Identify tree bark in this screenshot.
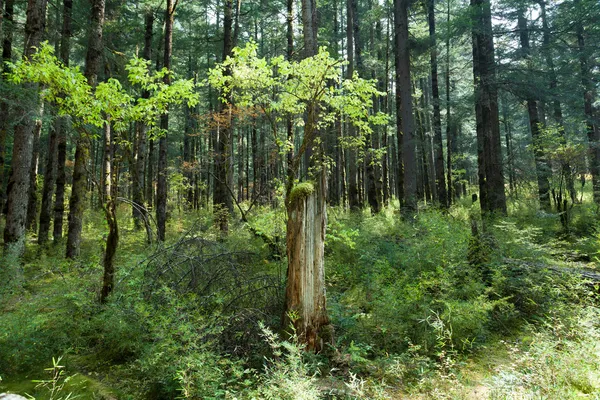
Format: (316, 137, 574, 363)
(470, 0, 506, 215)
(575, 0, 600, 205)
(517, 7, 551, 210)
(66, 0, 104, 258)
(346, 0, 360, 211)
(428, 0, 447, 208)
(0, 0, 13, 215)
(157, 0, 174, 242)
(213, 0, 234, 233)
(284, 0, 331, 351)
(3, 0, 46, 255)
(395, 0, 417, 212)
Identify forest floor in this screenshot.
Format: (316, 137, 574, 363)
(1, 196, 600, 399)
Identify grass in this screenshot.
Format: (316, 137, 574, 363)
(1, 188, 599, 399)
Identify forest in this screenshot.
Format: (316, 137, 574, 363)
(0, 0, 599, 397)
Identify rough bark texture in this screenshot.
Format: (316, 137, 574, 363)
(53, 0, 71, 241)
(132, 11, 152, 232)
(38, 120, 58, 244)
(445, 0, 452, 204)
(346, 0, 360, 211)
(517, 8, 551, 210)
(284, 0, 331, 351)
(157, 0, 174, 242)
(395, 0, 417, 212)
(26, 108, 42, 232)
(285, 176, 330, 351)
(3, 0, 46, 255)
(428, 0, 447, 208)
(0, 0, 13, 215)
(575, 0, 600, 205)
(66, 0, 104, 258)
(213, 0, 234, 233)
(470, 0, 506, 215)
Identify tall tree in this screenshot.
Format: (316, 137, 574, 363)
(213, 0, 234, 233)
(395, 0, 417, 212)
(574, 0, 600, 204)
(0, 0, 13, 215)
(516, 6, 551, 210)
(52, 0, 72, 242)
(3, 0, 47, 255)
(157, 0, 174, 242)
(66, 0, 105, 258)
(470, 0, 506, 215)
(132, 11, 153, 234)
(346, 0, 360, 211)
(427, 0, 447, 208)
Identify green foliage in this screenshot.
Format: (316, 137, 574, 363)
(7, 43, 199, 137)
(289, 182, 315, 205)
(250, 323, 321, 400)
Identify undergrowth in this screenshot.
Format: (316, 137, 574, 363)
(0, 195, 598, 399)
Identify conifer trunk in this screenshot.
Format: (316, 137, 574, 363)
(3, 0, 46, 255)
(0, 0, 13, 215)
(157, 0, 174, 242)
(66, 0, 104, 258)
(395, 0, 417, 212)
(470, 0, 506, 215)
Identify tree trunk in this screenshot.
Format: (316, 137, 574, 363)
(346, 0, 360, 211)
(157, 0, 174, 242)
(428, 0, 447, 208)
(3, 0, 46, 256)
(0, 0, 13, 215)
(132, 13, 151, 232)
(66, 0, 104, 258)
(395, 0, 417, 212)
(213, 0, 234, 233)
(575, 0, 600, 205)
(470, 0, 506, 215)
(517, 7, 551, 210)
(283, 0, 331, 351)
(38, 117, 58, 244)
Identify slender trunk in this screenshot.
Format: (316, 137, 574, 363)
(53, 0, 70, 241)
(428, 0, 447, 208)
(213, 0, 234, 233)
(575, 0, 600, 204)
(0, 0, 14, 214)
(517, 7, 551, 210)
(395, 0, 417, 212)
(38, 121, 58, 244)
(66, 0, 104, 258)
(445, 0, 452, 204)
(157, 0, 174, 242)
(3, 0, 46, 255)
(346, 0, 359, 211)
(471, 0, 506, 215)
(132, 13, 152, 232)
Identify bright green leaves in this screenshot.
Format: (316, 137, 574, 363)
(6, 42, 199, 137)
(207, 41, 389, 139)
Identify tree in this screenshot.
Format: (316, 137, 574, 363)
(516, 5, 551, 210)
(3, 0, 46, 256)
(394, 0, 417, 212)
(427, 0, 448, 208)
(157, 0, 175, 242)
(9, 43, 198, 300)
(208, 42, 386, 350)
(66, 0, 105, 258)
(470, 0, 506, 215)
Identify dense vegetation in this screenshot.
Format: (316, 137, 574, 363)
(0, 0, 599, 397)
